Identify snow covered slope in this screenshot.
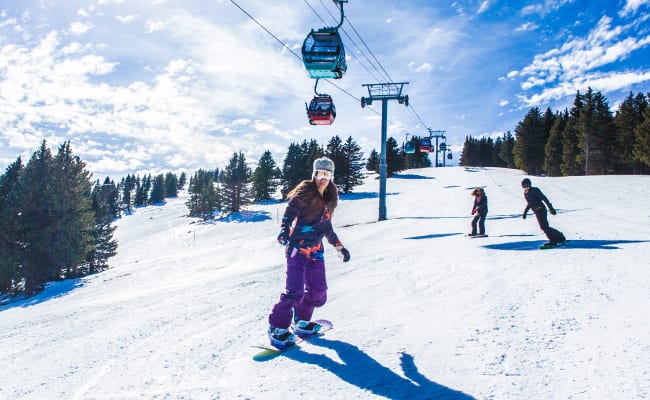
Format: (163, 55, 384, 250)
(1, 167, 649, 399)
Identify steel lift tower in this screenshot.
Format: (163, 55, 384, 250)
(361, 82, 409, 221)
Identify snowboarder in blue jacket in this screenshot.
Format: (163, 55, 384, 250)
(521, 178, 566, 246)
(268, 157, 350, 349)
(469, 187, 487, 236)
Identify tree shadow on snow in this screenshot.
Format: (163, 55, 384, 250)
(340, 192, 379, 201)
(484, 239, 650, 251)
(286, 337, 476, 399)
(0, 278, 84, 310)
(391, 173, 434, 180)
(218, 210, 272, 222)
(405, 232, 465, 240)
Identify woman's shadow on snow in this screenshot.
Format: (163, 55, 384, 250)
(286, 337, 475, 399)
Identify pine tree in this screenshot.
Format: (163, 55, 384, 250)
(385, 137, 403, 176)
(0, 157, 24, 293)
(252, 150, 279, 201)
(479, 137, 495, 166)
(121, 174, 135, 214)
(513, 107, 546, 174)
(221, 152, 252, 214)
(366, 149, 380, 172)
(615, 92, 648, 174)
(99, 177, 120, 219)
(634, 104, 650, 168)
(545, 111, 567, 176)
(133, 176, 145, 206)
(164, 172, 178, 198)
(18, 141, 57, 294)
(281, 142, 307, 198)
(186, 169, 219, 220)
(365, 139, 403, 176)
(578, 88, 615, 175)
(178, 172, 187, 190)
(325, 135, 345, 185)
(88, 181, 118, 273)
(301, 139, 323, 174)
(337, 136, 365, 193)
(561, 93, 584, 176)
(50, 142, 96, 279)
(149, 174, 166, 204)
(495, 132, 515, 168)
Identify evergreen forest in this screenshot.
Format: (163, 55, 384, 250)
(458, 89, 650, 175)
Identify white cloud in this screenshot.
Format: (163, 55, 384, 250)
(408, 61, 433, 73)
(69, 21, 94, 34)
(144, 19, 166, 33)
(0, 17, 17, 29)
(620, 0, 650, 16)
(522, 0, 575, 17)
(499, 100, 509, 106)
(477, 1, 490, 14)
(519, 70, 650, 106)
(516, 15, 650, 90)
(516, 22, 538, 32)
(116, 14, 139, 23)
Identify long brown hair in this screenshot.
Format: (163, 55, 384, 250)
(471, 187, 485, 196)
(288, 179, 338, 215)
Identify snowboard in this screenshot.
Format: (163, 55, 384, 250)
(466, 234, 488, 238)
(540, 240, 569, 250)
(252, 319, 333, 361)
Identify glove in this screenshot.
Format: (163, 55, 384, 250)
(336, 246, 351, 262)
(277, 232, 288, 246)
(549, 206, 556, 215)
(522, 212, 527, 220)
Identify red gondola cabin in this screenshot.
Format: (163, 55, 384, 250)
(307, 95, 336, 125)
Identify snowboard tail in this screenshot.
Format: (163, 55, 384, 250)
(253, 319, 332, 361)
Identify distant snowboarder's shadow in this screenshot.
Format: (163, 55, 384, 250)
(286, 337, 475, 399)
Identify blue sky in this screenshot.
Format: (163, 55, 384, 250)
(1, 0, 649, 180)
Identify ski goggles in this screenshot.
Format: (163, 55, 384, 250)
(313, 170, 333, 180)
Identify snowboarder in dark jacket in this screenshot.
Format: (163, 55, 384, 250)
(267, 157, 350, 349)
(469, 187, 487, 236)
(521, 178, 566, 246)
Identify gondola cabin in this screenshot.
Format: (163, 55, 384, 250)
(447, 152, 453, 160)
(404, 141, 416, 154)
(420, 137, 433, 152)
(302, 28, 347, 79)
(307, 95, 336, 125)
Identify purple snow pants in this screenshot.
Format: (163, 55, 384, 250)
(268, 254, 328, 329)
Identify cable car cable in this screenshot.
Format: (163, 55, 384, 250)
(344, 16, 394, 83)
(229, 0, 303, 62)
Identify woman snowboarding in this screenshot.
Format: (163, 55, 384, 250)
(469, 187, 488, 236)
(521, 178, 566, 248)
(268, 157, 350, 349)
